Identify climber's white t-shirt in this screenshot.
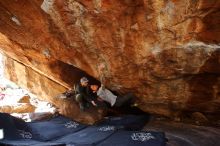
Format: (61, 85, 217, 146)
(97, 85, 117, 106)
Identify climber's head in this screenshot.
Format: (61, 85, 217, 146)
(90, 85, 99, 92)
(80, 77, 89, 86)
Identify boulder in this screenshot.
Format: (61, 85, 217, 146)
(18, 95, 31, 104)
(191, 112, 209, 125)
(0, 103, 35, 113)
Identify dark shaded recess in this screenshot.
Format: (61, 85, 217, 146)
(49, 60, 100, 87)
(200, 49, 220, 73)
(186, 74, 219, 108)
(105, 104, 150, 119)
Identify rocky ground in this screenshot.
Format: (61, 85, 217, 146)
(144, 119, 220, 146)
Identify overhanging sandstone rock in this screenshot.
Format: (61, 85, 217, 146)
(0, 0, 219, 121)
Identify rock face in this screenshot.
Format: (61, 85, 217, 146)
(0, 0, 220, 119)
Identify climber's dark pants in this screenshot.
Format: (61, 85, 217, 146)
(75, 94, 88, 108)
(76, 94, 108, 110)
(96, 100, 109, 109)
(114, 93, 134, 107)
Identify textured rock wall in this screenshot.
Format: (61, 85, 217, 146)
(0, 0, 220, 118)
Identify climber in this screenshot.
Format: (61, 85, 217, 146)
(90, 84, 134, 108)
(75, 77, 97, 111)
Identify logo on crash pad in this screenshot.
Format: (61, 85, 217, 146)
(98, 126, 115, 132)
(64, 121, 79, 128)
(131, 132, 155, 142)
(18, 130, 32, 139)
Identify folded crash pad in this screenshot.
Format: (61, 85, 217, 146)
(0, 113, 31, 140)
(0, 113, 64, 145)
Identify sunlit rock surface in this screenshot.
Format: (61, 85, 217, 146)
(0, 0, 219, 120)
